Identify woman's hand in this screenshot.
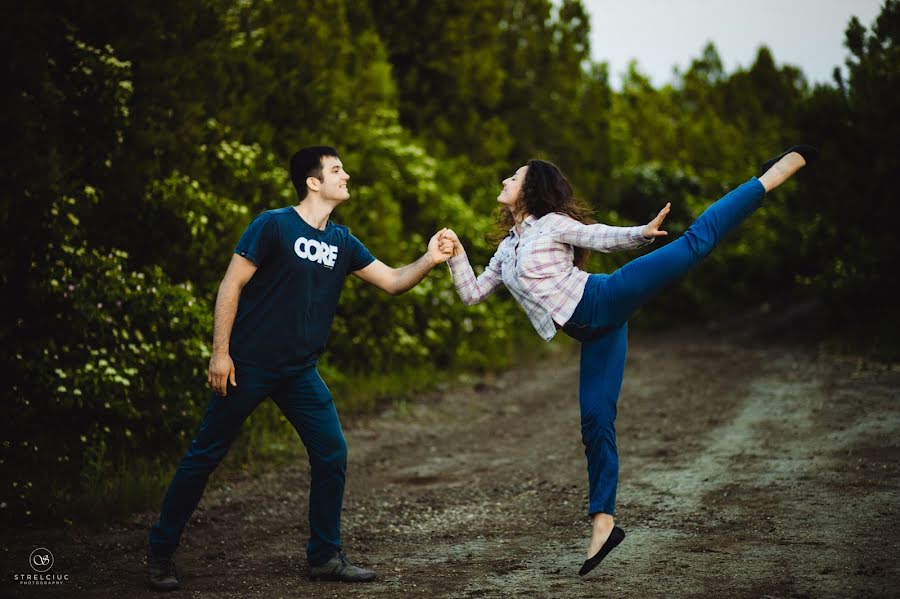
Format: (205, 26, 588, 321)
(439, 229, 465, 257)
(427, 228, 455, 264)
(643, 203, 671, 239)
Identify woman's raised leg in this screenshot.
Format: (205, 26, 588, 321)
(597, 151, 811, 327)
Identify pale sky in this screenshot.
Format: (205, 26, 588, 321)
(581, 0, 884, 88)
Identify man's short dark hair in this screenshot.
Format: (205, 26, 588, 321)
(290, 146, 340, 200)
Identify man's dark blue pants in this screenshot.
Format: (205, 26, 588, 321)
(149, 360, 346, 566)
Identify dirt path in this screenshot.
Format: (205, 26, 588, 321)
(3, 330, 899, 598)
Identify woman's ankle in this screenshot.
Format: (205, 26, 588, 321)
(759, 152, 806, 192)
(591, 513, 615, 529)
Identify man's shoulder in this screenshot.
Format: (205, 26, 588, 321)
(326, 219, 349, 233)
(248, 206, 293, 226)
(326, 221, 362, 243)
(263, 206, 296, 219)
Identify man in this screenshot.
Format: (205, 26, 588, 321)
(147, 146, 454, 590)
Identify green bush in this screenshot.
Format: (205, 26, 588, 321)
(5, 236, 210, 523)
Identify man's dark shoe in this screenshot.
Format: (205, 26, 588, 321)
(309, 551, 376, 582)
(147, 549, 179, 592)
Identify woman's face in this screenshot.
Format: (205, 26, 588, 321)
(497, 165, 527, 210)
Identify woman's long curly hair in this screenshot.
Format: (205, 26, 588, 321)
(496, 159, 595, 268)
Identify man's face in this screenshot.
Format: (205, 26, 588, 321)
(316, 156, 350, 202)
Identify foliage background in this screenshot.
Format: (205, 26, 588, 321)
(3, 0, 897, 526)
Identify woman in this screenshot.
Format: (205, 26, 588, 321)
(440, 147, 816, 576)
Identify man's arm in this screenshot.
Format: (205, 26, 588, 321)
(352, 229, 453, 295)
(207, 254, 257, 396)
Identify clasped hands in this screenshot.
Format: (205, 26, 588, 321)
(427, 228, 464, 265)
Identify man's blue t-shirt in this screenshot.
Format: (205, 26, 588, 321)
(230, 207, 375, 368)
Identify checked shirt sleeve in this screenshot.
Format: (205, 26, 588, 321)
(549, 214, 653, 253)
(447, 248, 504, 306)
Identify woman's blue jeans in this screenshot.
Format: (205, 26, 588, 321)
(562, 178, 766, 515)
(148, 360, 347, 566)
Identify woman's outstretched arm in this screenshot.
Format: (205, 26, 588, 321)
(549, 203, 670, 252)
(441, 229, 504, 305)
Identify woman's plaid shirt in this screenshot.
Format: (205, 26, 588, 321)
(447, 213, 652, 341)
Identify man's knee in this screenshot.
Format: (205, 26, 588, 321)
(182, 432, 236, 469)
(310, 434, 348, 473)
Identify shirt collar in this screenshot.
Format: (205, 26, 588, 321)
(509, 214, 538, 236)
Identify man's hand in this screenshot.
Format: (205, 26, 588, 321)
(439, 229, 465, 257)
(428, 228, 455, 264)
(643, 203, 671, 239)
(208, 353, 236, 397)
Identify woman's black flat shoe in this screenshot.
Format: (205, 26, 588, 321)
(578, 525, 625, 576)
(759, 145, 819, 175)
